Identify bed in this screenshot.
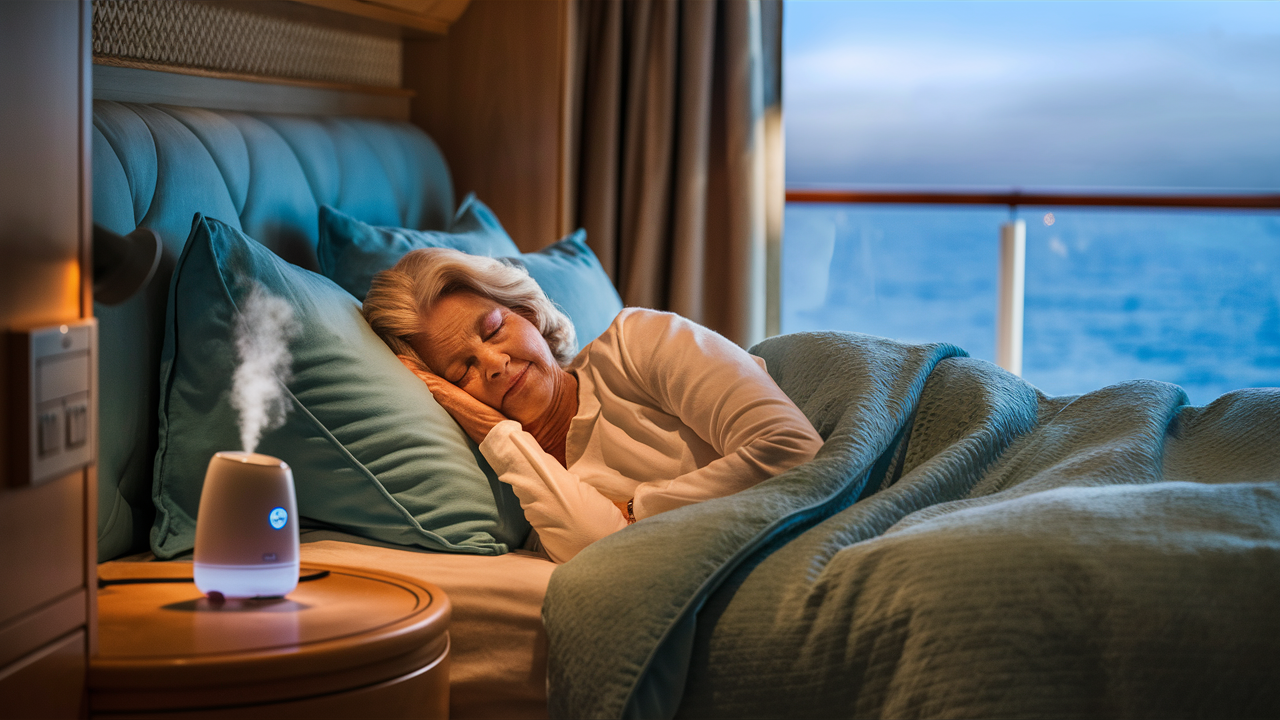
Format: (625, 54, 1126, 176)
(92, 100, 559, 720)
(93, 100, 1280, 720)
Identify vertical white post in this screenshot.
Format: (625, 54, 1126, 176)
(996, 219, 1026, 376)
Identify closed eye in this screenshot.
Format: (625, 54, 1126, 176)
(450, 363, 472, 385)
(482, 309, 505, 341)
(451, 308, 503, 384)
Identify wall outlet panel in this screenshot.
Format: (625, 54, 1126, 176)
(7, 319, 96, 487)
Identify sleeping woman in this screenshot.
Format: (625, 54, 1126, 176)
(363, 248, 823, 563)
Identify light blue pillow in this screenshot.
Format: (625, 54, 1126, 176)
(151, 214, 529, 559)
(505, 229, 622, 348)
(318, 193, 521, 301)
(318, 196, 624, 348)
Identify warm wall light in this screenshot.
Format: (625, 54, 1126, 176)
(62, 259, 81, 316)
(93, 224, 162, 305)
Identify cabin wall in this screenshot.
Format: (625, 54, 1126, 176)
(405, 0, 571, 252)
(0, 1, 94, 715)
(0, 1, 563, 710)
(88, 0, 569, 253)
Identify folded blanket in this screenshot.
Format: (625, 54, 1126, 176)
(543, 332, 1280, 719)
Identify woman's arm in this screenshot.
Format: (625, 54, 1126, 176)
(480, 421, 631, 563)
(610, 309, 824, 519)
(401, 355, 629, 563)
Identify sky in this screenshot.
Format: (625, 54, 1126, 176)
(783, 1, 1280, 192)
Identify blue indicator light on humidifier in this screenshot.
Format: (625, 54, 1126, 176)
(269, 506, 288, 530)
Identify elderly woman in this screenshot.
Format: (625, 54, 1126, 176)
(363, 248, 823, 563)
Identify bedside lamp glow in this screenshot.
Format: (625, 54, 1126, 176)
(194, 452, 299, 598)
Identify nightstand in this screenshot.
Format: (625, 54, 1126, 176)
(90, 562, 450, 719)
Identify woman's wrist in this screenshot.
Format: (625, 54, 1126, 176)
(612, 498, 636, 524)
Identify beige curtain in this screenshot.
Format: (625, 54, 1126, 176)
(563, 0, 782, 348)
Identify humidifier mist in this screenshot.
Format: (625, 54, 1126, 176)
(231, 282, 300, 455)
(194, 451, 300, 599)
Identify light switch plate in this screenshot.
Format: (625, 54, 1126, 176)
(7, 319, 97, 487)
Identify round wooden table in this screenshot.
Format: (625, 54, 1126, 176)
(90, 561, 450, 719)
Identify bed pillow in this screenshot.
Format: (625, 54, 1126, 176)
(319, 199, 623, 348)
(317, 193, 521, 301)
(150, 213, 530, 559)
(505, 229, 622, 348)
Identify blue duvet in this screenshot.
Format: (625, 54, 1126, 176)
(543, 331, 1280, 719)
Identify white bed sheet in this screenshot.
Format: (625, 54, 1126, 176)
(297, 536, 556, 720)
(101, 532, 555, 718)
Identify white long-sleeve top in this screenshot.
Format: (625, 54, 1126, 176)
(478, 308, 824, 563)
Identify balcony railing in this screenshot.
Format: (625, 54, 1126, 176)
(784, 189, 1280, 377)
(786, 189, 1280, 210)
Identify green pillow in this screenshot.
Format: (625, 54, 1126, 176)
(151, 214, 530, 559)
(318, 193, 521, 301)
(318, 197, 624, 347)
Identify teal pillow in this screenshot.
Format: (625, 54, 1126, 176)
(151, 214, 529, 559)
(318, 193, 521, 301)
(506, 229, 622, 348)
(318, 197, 624, 348)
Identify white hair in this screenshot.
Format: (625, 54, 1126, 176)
(363, 247, 577, 370)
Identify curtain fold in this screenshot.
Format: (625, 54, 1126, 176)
(567, 0, 778, 348)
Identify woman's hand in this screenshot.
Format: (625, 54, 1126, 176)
(612, 499, 634, 524)
(399, 355, 509, 444)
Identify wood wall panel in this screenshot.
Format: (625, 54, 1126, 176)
(0, 0, 92, 709)
(0, 589, 87, 671)
(405, 0, 567, 252)
(0, 471, 88, 629)
(0, 630, 88, 719)
(0, 0, 87, 480)
(93, 64, 413, 120)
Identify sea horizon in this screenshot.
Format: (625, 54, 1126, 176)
(783, 203, 1280, 406)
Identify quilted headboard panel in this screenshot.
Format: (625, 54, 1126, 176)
(92, 101, 454, 560)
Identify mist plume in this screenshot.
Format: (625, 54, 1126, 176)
(231, 283, 301, 454)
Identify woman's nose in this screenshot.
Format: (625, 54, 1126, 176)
(479, 347, 508, 380)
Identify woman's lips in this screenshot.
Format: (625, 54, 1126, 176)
(502, 363, 530, 406)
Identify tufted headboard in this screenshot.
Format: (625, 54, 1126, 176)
(92, 101, 455, 560)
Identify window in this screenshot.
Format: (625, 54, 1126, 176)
(783, 1, 1280, 404)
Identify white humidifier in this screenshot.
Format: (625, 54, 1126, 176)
(193, 452, 299, 598)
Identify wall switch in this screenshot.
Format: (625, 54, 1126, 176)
(66, 402, 88, 449)
(39, 411, 61, 456)
(7, 319, 97, 487)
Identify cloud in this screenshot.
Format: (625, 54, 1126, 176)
(784, 16, 1280, 190)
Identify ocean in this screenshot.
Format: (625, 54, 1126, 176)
(782, 203, 1280, 406)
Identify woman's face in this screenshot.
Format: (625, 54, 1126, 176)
(410, 291, 560, 426)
